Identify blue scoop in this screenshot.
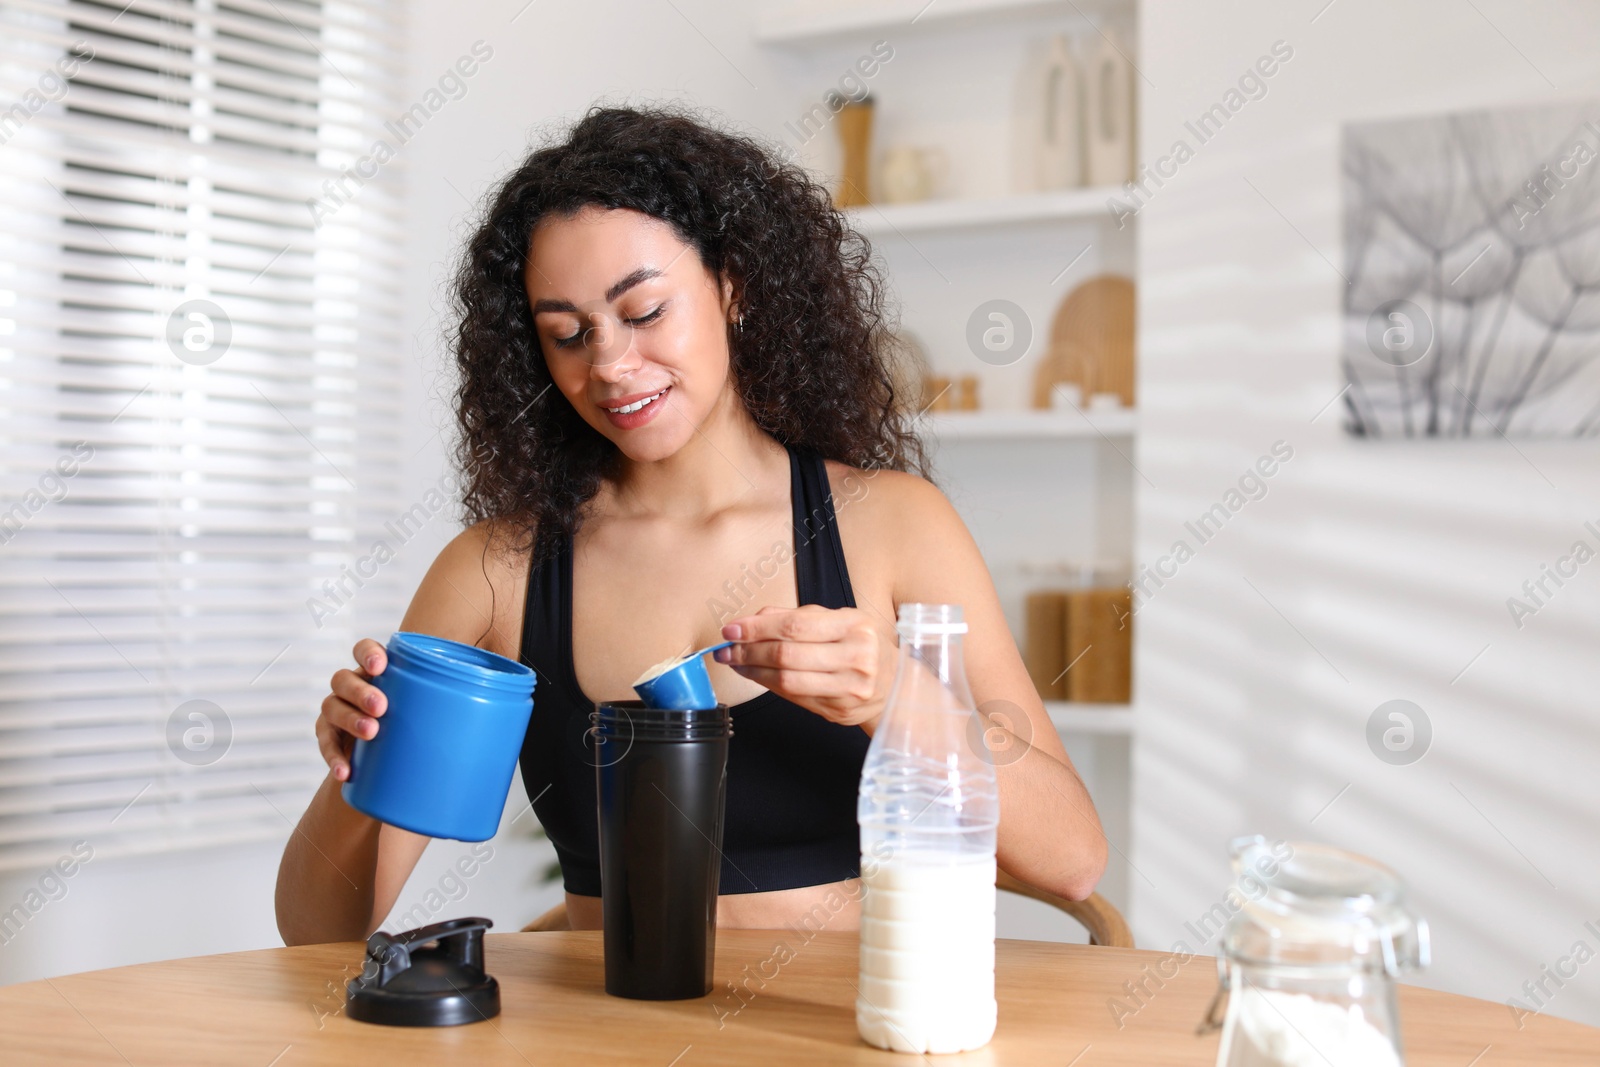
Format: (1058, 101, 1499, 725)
(632, 640, 735, 709)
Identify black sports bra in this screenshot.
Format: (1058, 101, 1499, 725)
(516, 443, 871, 896)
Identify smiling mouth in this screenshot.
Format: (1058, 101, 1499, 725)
(602, 388, 668, 415)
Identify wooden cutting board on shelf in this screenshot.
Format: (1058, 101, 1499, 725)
(1032, 274, 1135, 408)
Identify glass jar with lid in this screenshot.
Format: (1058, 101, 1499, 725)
(1198, 836, 1430, 1067)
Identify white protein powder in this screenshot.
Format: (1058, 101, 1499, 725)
(1220, 987, 1401, 1067)
(634, 653, 690, 685)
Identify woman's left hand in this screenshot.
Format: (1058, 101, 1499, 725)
(714, 605, 891, 730)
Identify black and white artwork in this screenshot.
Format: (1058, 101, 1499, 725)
(1341, 99, 1600, 437)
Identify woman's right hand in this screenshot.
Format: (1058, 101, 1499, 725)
(317, 638, 389, 781)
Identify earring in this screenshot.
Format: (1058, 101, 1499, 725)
(735, 311, 745, 333)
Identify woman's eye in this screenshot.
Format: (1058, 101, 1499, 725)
(550, 307, 661, 349)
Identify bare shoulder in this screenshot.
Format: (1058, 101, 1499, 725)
(823, 461, 1011, 657)
(822, 460, 977, 595)
(823, 460, 963, 536)
(433, 518, 532, 584)
(403, 518, 532, 661)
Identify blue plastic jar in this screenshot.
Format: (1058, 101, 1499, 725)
(341, 631, 536, 842)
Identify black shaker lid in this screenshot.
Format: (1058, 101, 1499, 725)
(592, 700, 732, 740)
(345, 916, 500, 1027)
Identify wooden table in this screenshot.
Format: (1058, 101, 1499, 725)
(2, 930, 1596, 1065)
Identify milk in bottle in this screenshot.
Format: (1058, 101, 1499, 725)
(856, 603, 1000, 1054)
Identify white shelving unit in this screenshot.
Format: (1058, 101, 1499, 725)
(757, 0, 1124, 45)
(921, 408, 1136, 439)
(757, 0, 1139, 927)
(843, 186, 1126, 235)
(1046, 702, 1137, 735)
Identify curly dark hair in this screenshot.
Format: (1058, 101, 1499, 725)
(449, 103, 929, 564)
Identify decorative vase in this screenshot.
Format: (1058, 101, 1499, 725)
(1084, 27, 1134, 187)
(835, 97, 874, 208)
(880, 145, 948, 204)
(1036, 34, 1084, 190)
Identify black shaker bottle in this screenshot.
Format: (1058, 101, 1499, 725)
(592, 699, 732, 999)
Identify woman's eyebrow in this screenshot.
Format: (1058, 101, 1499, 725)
(529, 266, 664, 314)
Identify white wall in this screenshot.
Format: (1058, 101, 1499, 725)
(1133, 0, 1600, 1029)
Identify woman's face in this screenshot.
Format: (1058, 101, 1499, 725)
(525, 206, 737, 462)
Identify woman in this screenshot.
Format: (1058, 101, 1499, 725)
(274, 105, 1106, 944)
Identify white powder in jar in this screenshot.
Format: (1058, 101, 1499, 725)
(1220, 987, 1401, 1067)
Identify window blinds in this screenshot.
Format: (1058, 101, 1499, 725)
(0, 0, 408, 870)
